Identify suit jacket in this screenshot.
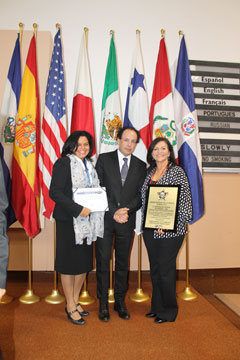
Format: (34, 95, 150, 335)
(49, 156, 83, 221)
(0, 161, 9, 289)
(95, 150, 147, 224)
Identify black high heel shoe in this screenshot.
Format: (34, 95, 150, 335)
(145, 312, 156, 318)
(76, 303, 89, 316)
(65, 307, 86, 325)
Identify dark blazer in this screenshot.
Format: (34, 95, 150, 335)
(96, 150, 147, 223)
(0, 161, 9, 289)
(49, 156, 83, 221)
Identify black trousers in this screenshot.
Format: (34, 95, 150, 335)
(95, 214, 134, 304)
(143, 230, 184, 321)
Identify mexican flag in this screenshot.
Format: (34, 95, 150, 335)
(99, 34, 122, 154)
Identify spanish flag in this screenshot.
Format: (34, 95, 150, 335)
(12, 35, 40, 238)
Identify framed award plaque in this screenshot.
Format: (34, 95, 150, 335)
(144, 185, 180, 231)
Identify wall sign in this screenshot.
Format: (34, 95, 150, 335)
(189, 60, 240, 172)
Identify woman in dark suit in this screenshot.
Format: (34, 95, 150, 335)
(142, 137, 192, 324)
(50, 131, 104, 325)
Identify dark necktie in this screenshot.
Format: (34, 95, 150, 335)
(121, 157, 128, 185)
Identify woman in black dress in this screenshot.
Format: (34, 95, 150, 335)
(50, 131, 104, 325)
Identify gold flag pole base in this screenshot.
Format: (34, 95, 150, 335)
(129, 287, 150, 303)
(129, 234, 150, 303)
(108, 288, 115, 303)
(19, 289, 40, 304)
(178, 286, 197, 301)
(78, 290, 95, 305)
(0, 293, 14, 304)
(45, 289, 65, 304)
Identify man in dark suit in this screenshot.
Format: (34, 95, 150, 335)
(95, 126, 147, 321)
(0, 160, 9, 302)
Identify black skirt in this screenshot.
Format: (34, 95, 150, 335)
(55, 219, 93, 275)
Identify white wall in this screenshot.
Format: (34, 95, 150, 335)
(1, 0, 239, 151)
(1, 0, 240, 270)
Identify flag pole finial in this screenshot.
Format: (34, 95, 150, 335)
(84, 27, 88, 47)
(136, 29, 140, 34)
(161, 29, 165, 37)
(110, 29, 114, 35)
(56, 23, 61, 30)
(179, 30, 184, 36)
(19, 23, 23, 45)
(33, 23, 37, 38)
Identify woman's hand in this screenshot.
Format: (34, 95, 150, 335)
(154, 228, 164, 235)
(80, 207, 91, 217)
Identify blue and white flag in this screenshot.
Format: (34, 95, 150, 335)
(0, 33, 21, 226)
(124, 32, 150, 235)
(124, 31, 150, 163)
(174, 36, 204, 224)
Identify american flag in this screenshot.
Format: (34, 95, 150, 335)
(39, 28, 67, 219)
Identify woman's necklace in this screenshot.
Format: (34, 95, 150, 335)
(150, 164, 168, 184)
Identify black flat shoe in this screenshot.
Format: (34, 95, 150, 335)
(154, 317, 167, 324)
(114, 302, 130, 320)
(98, 309, 110, 322)
(76, 303, 89, 316)
(145, 312, 156, 318)
(98, 302, 110, 322)
(65, 307, 85, 325)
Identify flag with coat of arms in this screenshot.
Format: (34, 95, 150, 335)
(0, 34, 22, 226)
(124, 31, 150, 163)
(12, 35, 40, 238)
(99, 34, 122, 154)
(0, 33, 21, 226)
(149, 36, 178, 161)
(174, 35, 204, 223)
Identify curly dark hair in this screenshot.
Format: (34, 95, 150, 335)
(61, 131, 93, 160)
(147, 137, 176, 172)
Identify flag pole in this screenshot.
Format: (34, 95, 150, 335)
(45, 220, 65, 304)
(19, 237, 40, 304)
(84, 27, 88, 48)
(19, 22, 23, 45)
(78, 25, 95, 306)
(19, 23, 40, 304)
(128, 30, 149, 303)
(106, 28, 116, 304)
(44, 24, 65, 304)
(33, 23, 37, 38)
(175, 29, 197, 301)
(0, 23, 24, 305)
(130, 233, 150, 302)
(108, 246, 115, 303)
(178, 226, 197, 301)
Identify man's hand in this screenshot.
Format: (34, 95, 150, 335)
(0, 288, 6, 302)
(113, 208, 129, 224)
(80, 207, 91, 217)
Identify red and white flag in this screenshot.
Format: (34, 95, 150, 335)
(39, 28, 67, 219)
(71, 31, 96, 158)
(12, 35, 40, 237)
(149, 37, 178, 161)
